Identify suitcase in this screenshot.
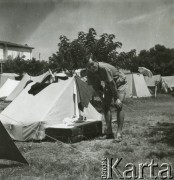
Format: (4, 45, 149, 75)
(45, 121, 102, 143)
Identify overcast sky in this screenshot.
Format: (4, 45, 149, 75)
(0, 0, 174, 60)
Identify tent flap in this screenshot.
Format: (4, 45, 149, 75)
(0, 121, 28, 164)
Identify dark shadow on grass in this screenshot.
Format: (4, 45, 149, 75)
(146, 151, 174, 159)
(145, 122, 174, 159)
(146, 122, 174, 147)
(0, 162, 23, 169)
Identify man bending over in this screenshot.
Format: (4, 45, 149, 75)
(86, 56, 127, 142)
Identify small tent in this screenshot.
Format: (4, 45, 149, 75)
(5, 71, 51, 102)
(161, 76, 174, 90)
(55, 72, 68, 81)
(126, 73, 152, 98)
(0, 76, 102, 141)
(0, 79, 19, 98)
(0, 73, 19, 88)
(0, 121, 28, 164)
(144, 75, 161, 95)
(144, 75, 161, 87)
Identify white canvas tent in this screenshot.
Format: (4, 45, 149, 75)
(161, 76, 174, 90)
(0, 79, 19, 98)
(126, 73, 152, 98)
(144, 75, 161, 97)
(0, 76, 102, 141)
(5, 71, 50, 101)
(144, 75, 161, 87)
(0, 73, 19, 88)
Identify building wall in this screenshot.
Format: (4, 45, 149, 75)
(0, 45, 32, 61)
(7, 47, 32, 60)
(0, 45, 4, 60)
(23, 52, 31, 60)
(0, 48, 3, 60)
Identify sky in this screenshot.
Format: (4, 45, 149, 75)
(0, 0, 174, 60)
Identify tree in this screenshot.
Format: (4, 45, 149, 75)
(135, 45, 174, 75)
(49, 28, 122, 71)
(49, 30, 174, 75)
(48, 52, 62, 72)
(3, 56, 49, 76)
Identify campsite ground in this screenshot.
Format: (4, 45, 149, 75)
(0, 94, 174, 180)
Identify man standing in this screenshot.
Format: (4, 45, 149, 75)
(87, 56, 127, 142)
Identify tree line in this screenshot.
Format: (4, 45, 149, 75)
(3, 28, 174, 76)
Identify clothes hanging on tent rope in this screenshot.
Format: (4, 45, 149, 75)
(75, 76, 94, 111)
(28, 82, 51, 96)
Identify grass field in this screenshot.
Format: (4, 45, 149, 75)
(0, 94, 174, 180)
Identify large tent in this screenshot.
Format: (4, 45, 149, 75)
(5, 71, 51, 102)
(0, 73, 19, 88)
(0, 76, 102, 141)
(126, 73, 152, 98)
(0, 79, 19, 98)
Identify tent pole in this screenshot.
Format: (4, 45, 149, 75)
(154, 81, 158, 98)
(73, 93, 76, 117)
(155, 85, 157, 98)
(0, 63, 3, 74)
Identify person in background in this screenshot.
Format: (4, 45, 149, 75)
(86, 55, 127, 142)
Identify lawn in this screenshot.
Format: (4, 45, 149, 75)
(0, 94, 174, 180)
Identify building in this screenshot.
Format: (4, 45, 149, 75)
(0, 41, 34, 61)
